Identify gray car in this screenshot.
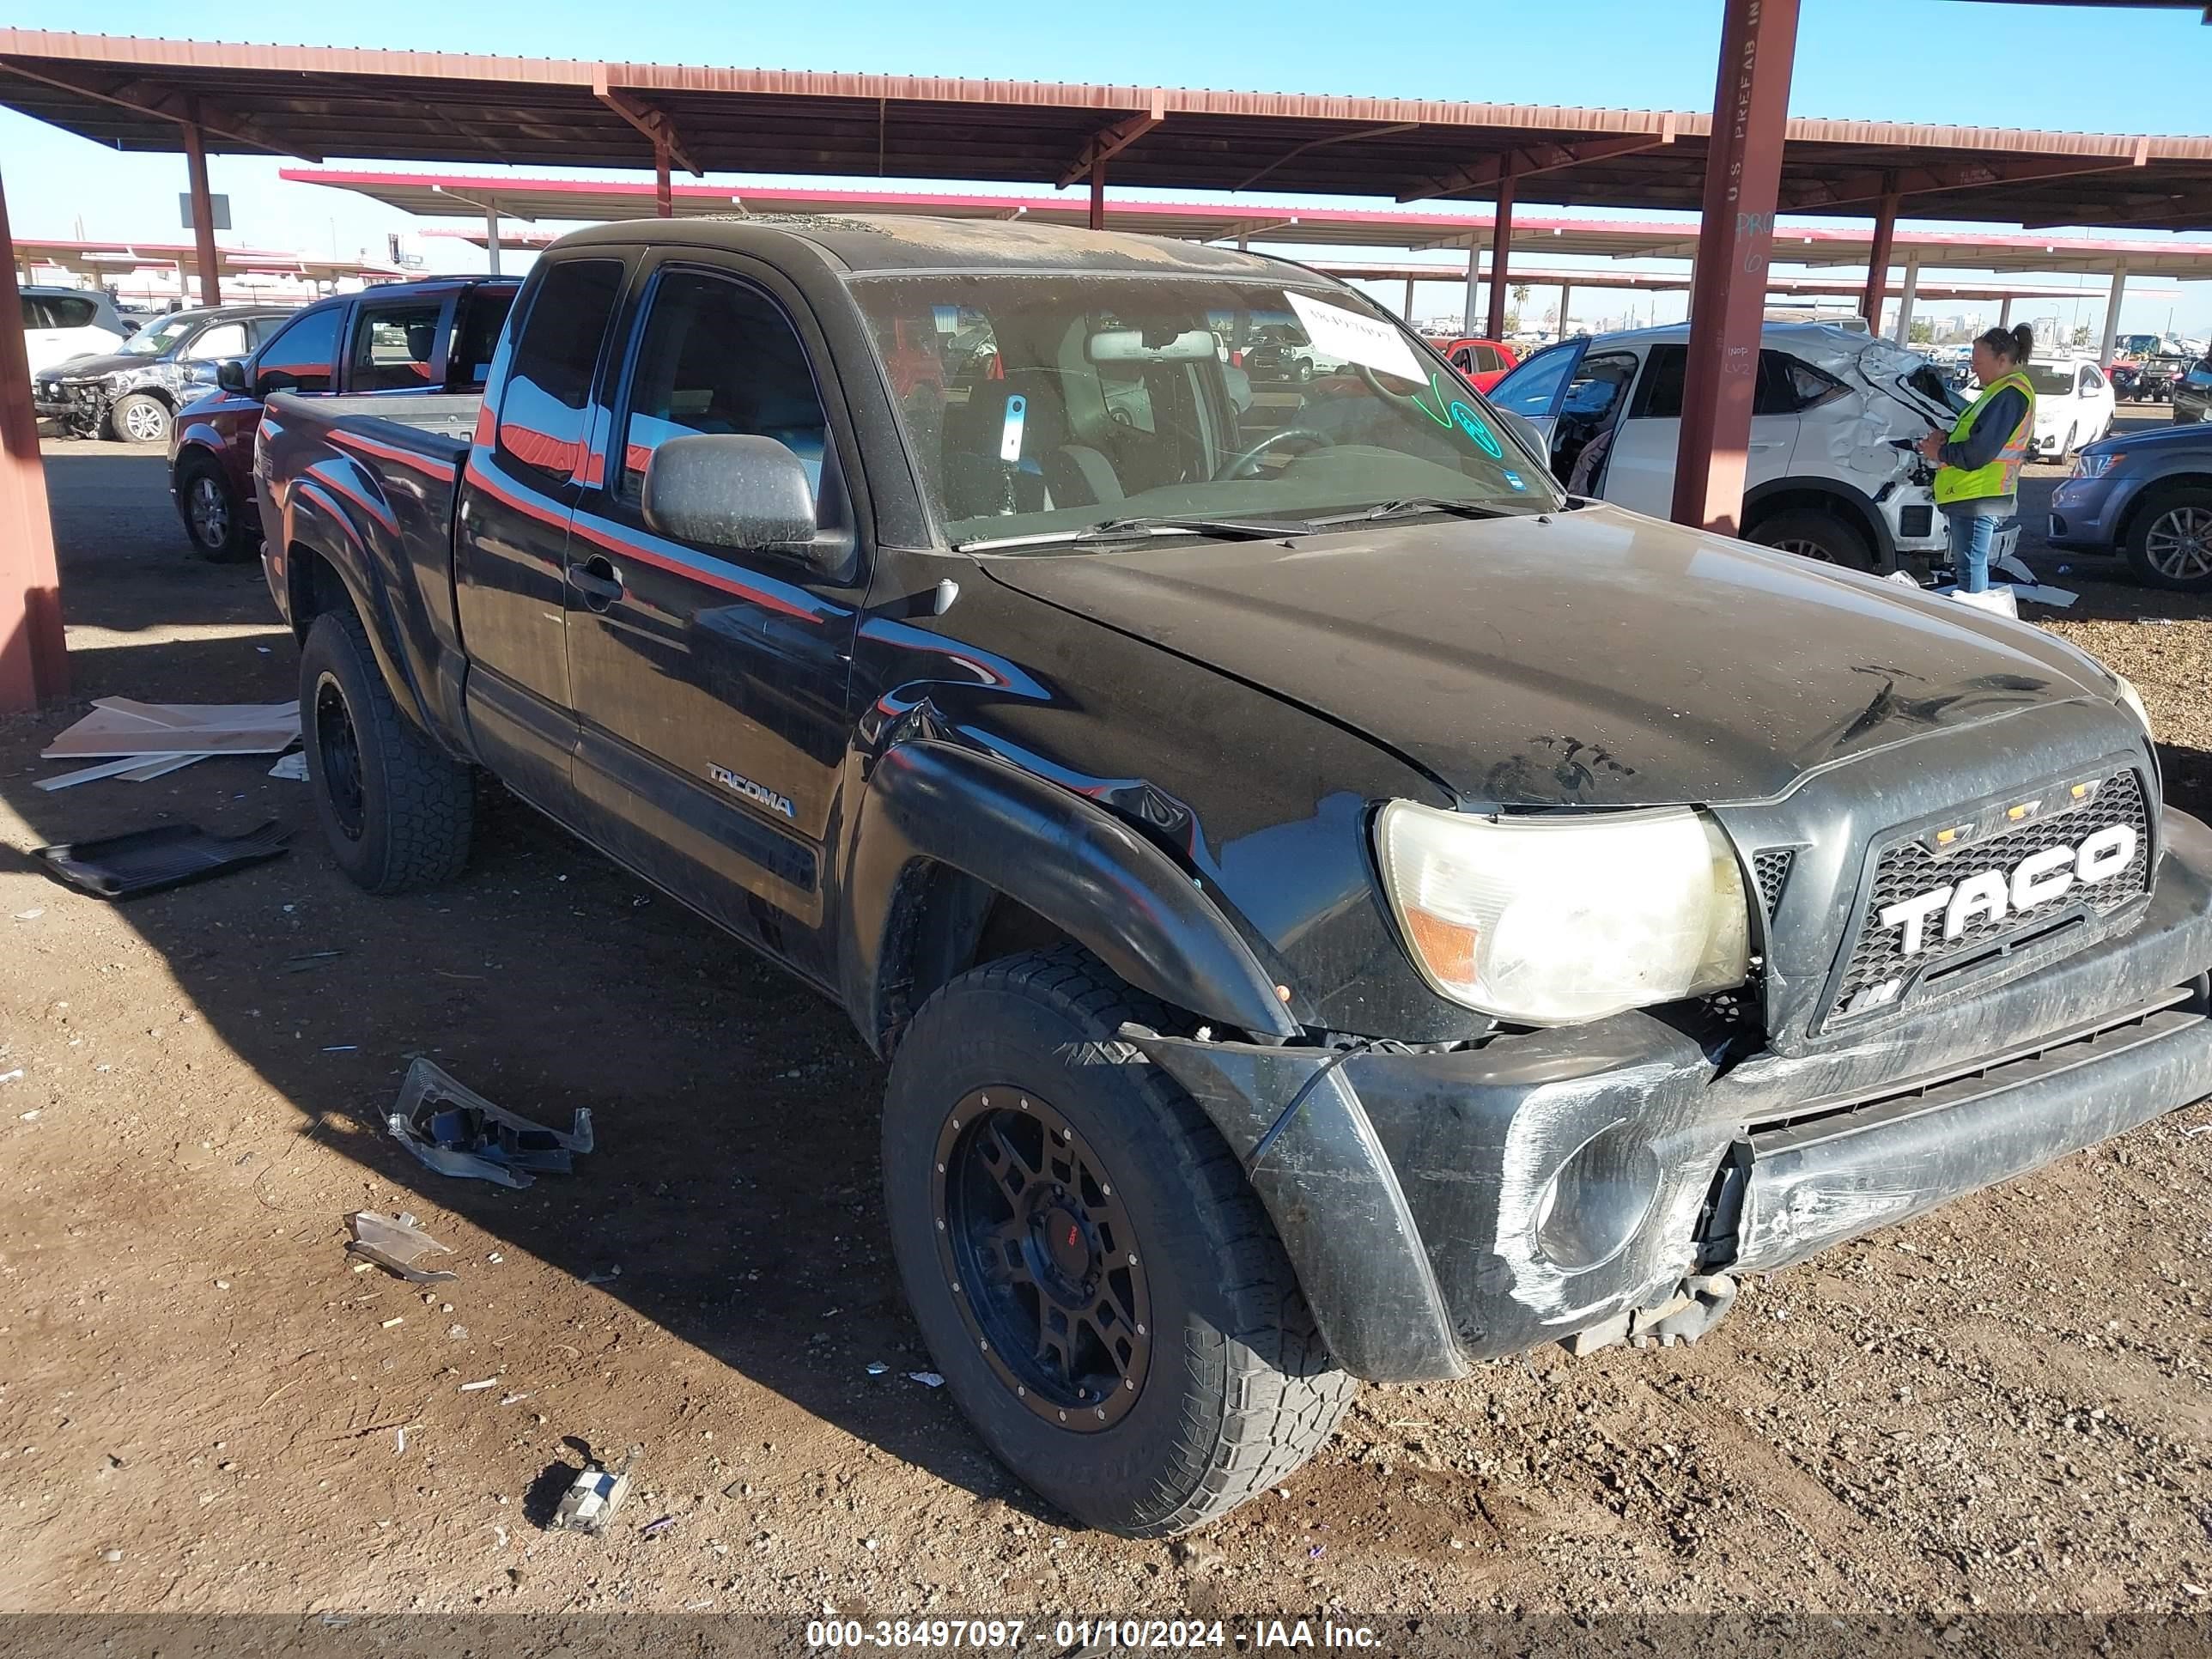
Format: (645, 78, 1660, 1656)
(2048, 421, 2212, 592)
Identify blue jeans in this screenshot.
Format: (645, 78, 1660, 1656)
(1942, 505, 2008, 593)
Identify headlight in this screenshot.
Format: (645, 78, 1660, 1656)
(1375, 802, 1752, 1025)
(2072, 452, 2122, 478)
(2113, 672, 2154, 738)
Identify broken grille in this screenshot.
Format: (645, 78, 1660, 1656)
(1826, 769, 2152, 1024)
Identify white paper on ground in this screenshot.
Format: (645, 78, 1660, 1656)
(1284, 294, 1426, 385)
(268, 751, 308, 781)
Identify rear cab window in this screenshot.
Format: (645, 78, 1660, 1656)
(495, 260, 626, 484)
(451, 287, 517, 389)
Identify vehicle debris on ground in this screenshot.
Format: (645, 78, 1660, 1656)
(551, 1444, 641, 1536)
(343, 1211, 459, 1284)
(384, 1057, 593, 1189)
(37, 698, 300, 790)
(33, 822, 291, 900)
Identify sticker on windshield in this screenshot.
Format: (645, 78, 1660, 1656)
(999, 394, 1027, 462)
(1285, 293, 1425, 385)
(1408, 370, 1507, 459)
(1502, 469, 1528, 491)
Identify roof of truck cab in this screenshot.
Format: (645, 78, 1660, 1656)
(552, 215, 1302, 278)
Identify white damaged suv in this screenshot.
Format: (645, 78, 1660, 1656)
(1490, 321, 1963, 573)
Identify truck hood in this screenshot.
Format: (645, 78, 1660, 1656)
(977, 503, 2121, 808)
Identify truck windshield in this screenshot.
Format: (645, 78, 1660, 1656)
(848, 274, 1560, 549)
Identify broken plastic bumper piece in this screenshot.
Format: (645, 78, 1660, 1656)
(386, 1058, 594, 1189)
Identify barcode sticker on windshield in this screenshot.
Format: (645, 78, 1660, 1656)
(1285, 294, 1425, 386)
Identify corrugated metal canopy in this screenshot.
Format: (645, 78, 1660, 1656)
(3, 32, 2210, 229)
(301, 172, 2212, 278)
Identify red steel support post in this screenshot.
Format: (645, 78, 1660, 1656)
(1670, 0, 1800, 534)
(1089, 158, 1106, 230)
(0, 170, 68, 712)
(1483, 175, 1516, 343)
(1860, 181, 1899, 334)
(182, 116, 222, 307)
(655, 140, 673, 218)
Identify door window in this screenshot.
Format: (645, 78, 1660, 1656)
(1468, 343, 1504, 372)
(1490, 341, 1580, 416)
(1449, 346, 1474, 372)
(252, 304, 341, 394)
(496, 259, 624, 483)
(184, 321, 246, 361)
(350, 300, 444, 392)
(617, 270, 830, 501)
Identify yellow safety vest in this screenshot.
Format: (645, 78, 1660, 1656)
(1933, 369, 2036, 507)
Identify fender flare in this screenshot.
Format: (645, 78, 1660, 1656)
(280, 480, 441, 743)
(842, 740, 1300, 1049)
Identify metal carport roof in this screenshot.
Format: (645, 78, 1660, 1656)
(2, 32, 2210, 227)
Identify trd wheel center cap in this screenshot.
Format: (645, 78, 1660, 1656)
(1039, 1202, 1091, 1282)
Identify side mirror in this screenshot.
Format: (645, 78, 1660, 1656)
(641, 434, 852, 575)
(216, 358, 247, 393)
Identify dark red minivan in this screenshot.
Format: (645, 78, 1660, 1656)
(169, 275, 519, 561)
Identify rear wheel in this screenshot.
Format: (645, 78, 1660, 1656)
(109, 392, 171, 447)
(2125, 485, 2212, 592)
(298, 609, 475, 893)
(1746, 507, 1875, 573)
(882, 947, 1354, 1538)
(177, 459, 250, 562)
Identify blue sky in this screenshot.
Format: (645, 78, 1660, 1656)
(4, 0, 2209, 332)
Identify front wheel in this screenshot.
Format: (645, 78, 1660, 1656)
(178, 459, 251, 562)
(298, 609, 475, 893)
(2125, 485, 2212, 592)
(882, 948, 1354, 1538)
(1746, 507, 1875, 573)
(110, 392, 172, 447)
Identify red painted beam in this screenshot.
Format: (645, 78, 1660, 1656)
(1671, 0, 1799, 538)
(182, 115, 221, 305)
(1860, 182, 1899, 332)
(0, 169, 67, 712)
(1483, 175, 1515, 343)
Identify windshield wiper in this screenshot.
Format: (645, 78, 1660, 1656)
(1072, 514, 1318, 544)
(1340, 496, 1520, 524)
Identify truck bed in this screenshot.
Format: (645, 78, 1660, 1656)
(270, 391, 482, 458)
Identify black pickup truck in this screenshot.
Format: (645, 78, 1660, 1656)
(255, 216, 2212, 1539)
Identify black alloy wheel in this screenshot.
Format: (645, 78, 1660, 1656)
(313, 672, 367, 842)
(933, 1086, 1152, 1431)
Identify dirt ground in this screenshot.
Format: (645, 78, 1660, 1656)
(4, 419, 2212, 1638)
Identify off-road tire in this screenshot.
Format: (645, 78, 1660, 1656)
(1747, 507, 1875, 573)
(298, 609, 474, 893)
(109, 392, 171, 447)
(882, 946, 1356, 1538)
(2124, 483, 2212, 593)
(177, 457, 252, 562)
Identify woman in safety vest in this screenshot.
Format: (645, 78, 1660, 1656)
(1915, 323, 2037, 594)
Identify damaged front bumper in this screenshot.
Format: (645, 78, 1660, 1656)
(1130, 809, 2212, 1383)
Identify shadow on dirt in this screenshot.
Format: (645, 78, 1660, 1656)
(3, 607, 1044, 1521)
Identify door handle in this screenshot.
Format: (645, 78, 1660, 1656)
(568, 556, 624, 605)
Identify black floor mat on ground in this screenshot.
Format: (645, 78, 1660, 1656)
(33, 821, 291, 900)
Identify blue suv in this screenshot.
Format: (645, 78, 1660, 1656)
(2048, 422, 2212, 592)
